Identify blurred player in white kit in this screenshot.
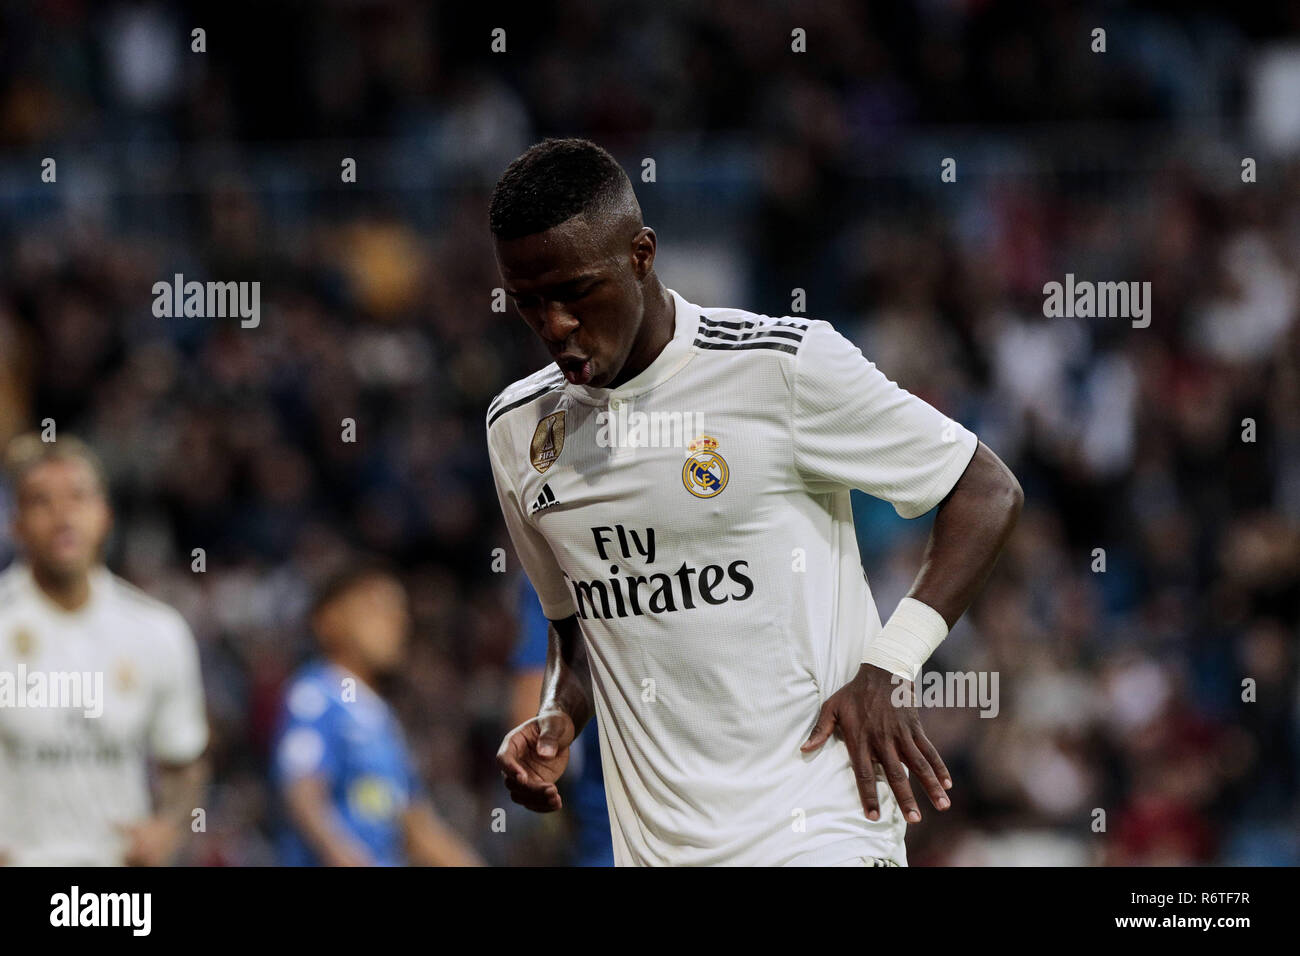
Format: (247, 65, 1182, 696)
(0, 434, 209, 865)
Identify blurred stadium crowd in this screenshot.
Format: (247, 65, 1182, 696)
(0, 1, 1297, 864)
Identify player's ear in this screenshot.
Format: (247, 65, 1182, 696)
(630, 226, 656, 280)
(311, 605, 332, 646)
(100, 503, 114, 552)
(314, 600, 349, 652)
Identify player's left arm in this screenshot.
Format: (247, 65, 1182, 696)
(125, 611, 212, 866)
(804, 442, 1020, 816)
(904, 440, 1022, 629)
(793, 321, 1022, 826)
(402, 801, 485, 866)
(120, 757, 210, 867)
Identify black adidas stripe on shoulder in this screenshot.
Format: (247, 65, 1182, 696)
(696, 339, 799, 355)
(693, 313, 810, 355)
(488, 366, 564, 416)
(487, 376, 565, 428)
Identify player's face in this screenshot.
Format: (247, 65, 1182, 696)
(343, 576, 410, 674)
(495, 216, 652, 389)
(14, 458, 111, 580)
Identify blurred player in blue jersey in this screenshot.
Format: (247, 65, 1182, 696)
(272, 564, 483, 866)
(510, 576, 614, 866)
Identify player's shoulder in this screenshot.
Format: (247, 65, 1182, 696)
(103, 571, 194, 643)
(0, 562, 26, 606)
(485, 363, 566, 434)
(280, 661, 341, 725)
(0, 562, 29, 626)
(692, 301, 823, 361)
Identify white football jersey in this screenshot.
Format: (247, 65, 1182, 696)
(487, 288, 977, 866)
(0, 563, 208, 865)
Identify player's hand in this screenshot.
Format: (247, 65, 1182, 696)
(496, 709, 575, 812)
(801, 664, 952, 825)
(118, 816, 183, 866)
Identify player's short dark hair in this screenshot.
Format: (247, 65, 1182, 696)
(310, 559, 402, 620)
(489, 137, 636, 240)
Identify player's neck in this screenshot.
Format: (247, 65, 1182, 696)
(29, 563, 93, 612)
(328, 656, 378, 694)
(606, 281, 675, 390)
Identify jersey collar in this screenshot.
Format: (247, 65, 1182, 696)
(565, 287, 699, 404)
(324, 660, 385, 711)
(16, 562, 110, 618)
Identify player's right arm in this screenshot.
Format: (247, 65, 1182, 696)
(274, 681, 375, 866)
(496, 614, 593, 812)
(486, 408, 590, 812)
(282, 775, 375, 867)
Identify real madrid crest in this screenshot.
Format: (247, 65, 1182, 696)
(683, 435, 729, 498)
(116, 660, 136, 693)
(530, 411, 565, 474)
(13, 627, 35, 658)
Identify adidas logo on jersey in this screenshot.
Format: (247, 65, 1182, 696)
(529, 483, 559, 515)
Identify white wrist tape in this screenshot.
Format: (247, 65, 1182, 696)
(862, 597, 949, 683)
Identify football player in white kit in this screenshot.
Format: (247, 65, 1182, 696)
(488, 139, 1023, 866)
(0, 435, 209, 865)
